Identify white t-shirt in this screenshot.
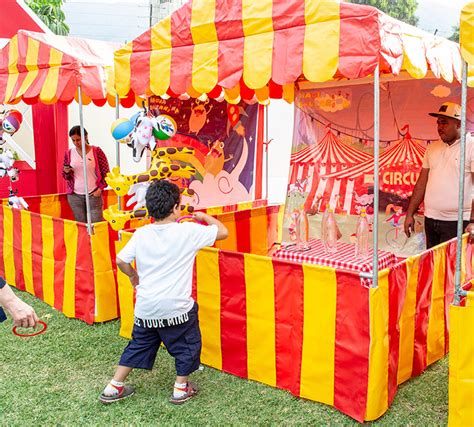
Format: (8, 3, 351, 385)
(117, 222, 218, 320)
(422, 135, 474, 221)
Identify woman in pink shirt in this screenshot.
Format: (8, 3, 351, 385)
(62, 126, 110, 223)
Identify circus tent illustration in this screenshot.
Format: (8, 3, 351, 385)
(322, 131, 427, 213)
(288, 128, 373, 213)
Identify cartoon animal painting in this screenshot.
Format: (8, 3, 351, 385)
(189, 99, 213, 135)
(204, 139, 233, 176)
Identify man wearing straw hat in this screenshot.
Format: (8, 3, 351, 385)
(404, 102, 474, 249)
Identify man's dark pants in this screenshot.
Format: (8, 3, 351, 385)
(424, 217, 468, 249)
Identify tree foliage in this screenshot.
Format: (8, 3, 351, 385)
(349, 0, 419, 26)
(449, 25, 460, 43)
(25, 0, 69, 36)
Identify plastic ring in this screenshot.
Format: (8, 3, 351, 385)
(12, 320, 47, 337)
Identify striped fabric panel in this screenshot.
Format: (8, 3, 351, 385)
(333, 269, 370, 423)
(365, 270, 390, 421)
(20, 210, 34, 295)
(244, 253, 276, 386)
(52, 218, 66, 312)
(219, 251, 248, 378)
(30, 212, 44, 299)
(444, 241, 456, 353)
(12, 209, 25, 291)
(412, 250, 434, 377)
(41, 215, 55, 307)
(299, 264, 337, 405)
(63, 219, 79, 318)
(273, 259, 304, 396)
(116, 236, 136, 338)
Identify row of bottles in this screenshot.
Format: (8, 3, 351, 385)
(320, 205, 370, 258)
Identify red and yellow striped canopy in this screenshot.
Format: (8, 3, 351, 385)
(0, 30, 136, 107)
(114, 0, 462, 104)
(460, 2, 474, 86)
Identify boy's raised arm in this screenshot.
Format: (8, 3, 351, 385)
(192, 212, 228, 241)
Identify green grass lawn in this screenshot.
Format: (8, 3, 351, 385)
(0, 289, 448, 425)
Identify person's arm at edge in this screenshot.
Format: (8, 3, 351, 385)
(0, 283, 39, 328)
(404, 168, 429, 237)
(116, 257, 139, 287)
(192, 212, 228, 241)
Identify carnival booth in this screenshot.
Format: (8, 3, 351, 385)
(112, 0, 474, 422)
(0, 30, 140, 324)
(448, 3, 474, 426)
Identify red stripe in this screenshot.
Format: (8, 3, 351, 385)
(74, 223, 95, 324)
(12, 209, 25, 290)
(333, 270, 370, 423)
(338, 3, 380, 79)
(444, 242, 456, 353)
(52, 218, 66, 311)
(234, 210, 251, 253)
(255, 104, 264, 199)
(23, 40, 50, 101)
(271, 0, 305, 85)
(170, 2, 193, 94)
(191, 261, 197, 302)
(387, 262, 408, 404)
(0, 206, 5, 278)
(130, 30, 152, 97)
(215, 0, 244, 88)
(412, 250, 434, 376)
(273, 259, 304, 396)
(219, 250, 247, 378)
(30, 212, 44, 300)
(59, 193, 74, 220)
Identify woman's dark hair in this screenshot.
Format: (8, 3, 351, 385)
(146, 180, 181, 220)
(69, 126, 88, 138)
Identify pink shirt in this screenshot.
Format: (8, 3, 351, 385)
(422, 135, 474, 221)
(70, 148, 98, 195)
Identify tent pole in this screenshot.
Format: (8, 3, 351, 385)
(265, 104, 269, 201)
(454, 60, 468, 305)
(115, 93, 121, 210)
(78, 85, 93, 235)
(371, 65, 380, 288)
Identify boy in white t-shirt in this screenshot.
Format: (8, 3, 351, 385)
(99, 180, 228, 405)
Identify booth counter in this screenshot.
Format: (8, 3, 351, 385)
(116, 229, 471, 422)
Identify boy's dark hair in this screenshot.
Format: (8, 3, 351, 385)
(146, 180, 181, 220)
(69, 126, 88, 138)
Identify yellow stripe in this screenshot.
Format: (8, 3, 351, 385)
(62, 220, 78, 318)
(41, 215, 55, 307)
(114, 42, 133, 96)
(365, 271, 390, 420)
(190, 0, 218, 94)
(214, 213, 237, 252)
(250, 206, 268, 255)
(282, 83, 295, 103)
(303, 0, 340, 82)
(397, 255, 419, 383)
(20, 210, 34, 295)
(448, 304, 474, 427)
(242, 0, 274, 89)
(300, 264, 336, 404)
(245, 253, 276, 385)
(116, 234, 135, 338)
(460, 2, 474, 66)
(40, 48, 63, 102)
(17, 36, 40, 97)
(196, 247, 222, 369)
(91, 222, 119, 322)
(426, 247, 446, 365)
(4, 36, 19, 103)
(150, 16, 172, 96)
(3, 206, 15, 285)
(401, 34, 428, 79)
(223, 84, 241, 104)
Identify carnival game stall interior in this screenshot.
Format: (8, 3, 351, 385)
(2, 0, 474, 424)
(111, 0, 474, 423)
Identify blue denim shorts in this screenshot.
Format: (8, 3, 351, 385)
(119, 303, 201, 376)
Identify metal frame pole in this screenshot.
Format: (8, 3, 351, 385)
(78, 85, 93, 235)
(371, 65, 380, 288)
(454, 60, 469, 305)
(115, 93, 121, 210)
(265, 104, 269, 201)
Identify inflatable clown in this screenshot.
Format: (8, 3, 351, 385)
(104, 109, 197, 230)
(0, 108, 23, 186)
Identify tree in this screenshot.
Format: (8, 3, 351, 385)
(25, 0, 69, 36)
(349, 0, 419, 26)
(449, 25, 460, 43)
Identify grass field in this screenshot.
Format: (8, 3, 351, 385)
(0, 289, 448, 425)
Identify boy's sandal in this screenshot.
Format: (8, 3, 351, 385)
(169, 382, 198, 405)
(99, 385, 135, 404)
